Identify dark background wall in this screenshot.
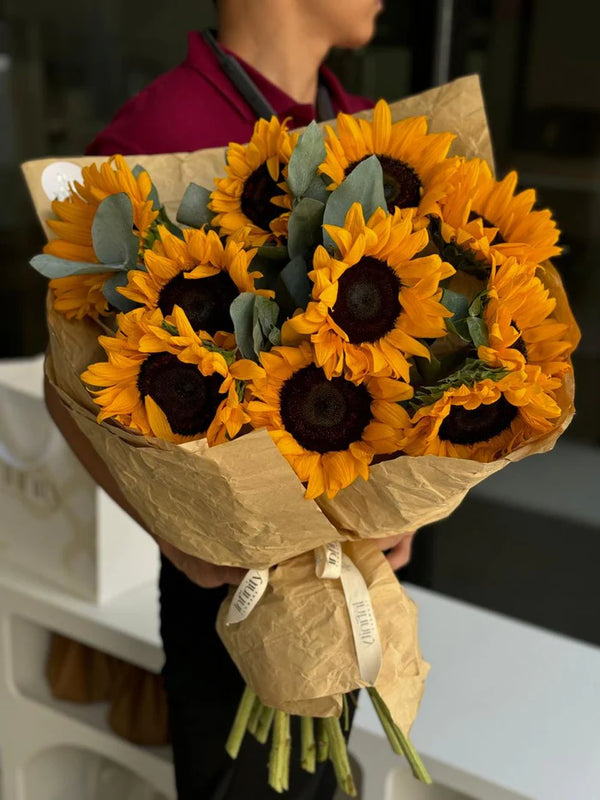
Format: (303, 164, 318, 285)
(1, 0, 598, 643)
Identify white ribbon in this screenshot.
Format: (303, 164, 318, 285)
(315, 542, 383, 685)
(225, 568, 270, 625)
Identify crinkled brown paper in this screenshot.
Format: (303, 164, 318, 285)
(23, 75, 579, 729)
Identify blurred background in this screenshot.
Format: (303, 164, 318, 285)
(1, 0, 598, 645)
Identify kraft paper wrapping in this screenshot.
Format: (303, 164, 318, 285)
(24, 75, 579, 731)
(217, 541, 429, 733)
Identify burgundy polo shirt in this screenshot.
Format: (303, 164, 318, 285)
(87, 32, 373, 157)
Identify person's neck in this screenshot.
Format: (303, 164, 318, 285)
(217, 8, 330, 105)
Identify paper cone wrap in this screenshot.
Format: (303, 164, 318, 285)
(217, 541, 429, 734)
(23, 75, 579, 731)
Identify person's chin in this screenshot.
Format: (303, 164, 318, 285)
(337, 26, 376, 50)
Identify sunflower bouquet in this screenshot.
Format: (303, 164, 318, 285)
(24, 76, 578, 796)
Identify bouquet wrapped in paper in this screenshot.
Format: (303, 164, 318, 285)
(24, 75, 579, 795)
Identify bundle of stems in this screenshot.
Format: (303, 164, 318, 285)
(226, 686, 431, 795)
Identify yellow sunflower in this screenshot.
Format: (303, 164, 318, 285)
(432, 157, 561, 267)
(118, 225, 272, 336)
(478, 257, 574, 375)
(319, 100, 454, 222)
(46, 155, 159, 320)
(49, 272, 110, 321)
(403, 365, 562, 462)
(244, 341, 412, 499)
(81, 306, 257, 445)
(287, 202, 454, 383)
(209, 117, 298, 246)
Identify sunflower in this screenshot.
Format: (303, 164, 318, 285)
(287, 202, 454, 383)
(319, 100, 454, 221)
(118, 225, 271, 336)
(81, 306, 257, 445)
(403, 365, 562, 462)
(46, 155, 159, 320)
(478, 257, 574, 375)
(245, 341, 412, 499)
(209, 117, 298, 246)
(432, 157, 561, 268)
(49, 272, 110, 321)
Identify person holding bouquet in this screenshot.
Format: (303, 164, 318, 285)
(46, 1, 415, 797)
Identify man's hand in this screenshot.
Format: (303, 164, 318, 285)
(376, 532, 416, 571)
(158, 539, 246, 589)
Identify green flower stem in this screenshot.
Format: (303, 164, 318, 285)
(255, 704, 276, 745)
(367, 688, 432, 784)
(323, 717, 357, 797)
(247, 695, 263, 737)
(226, 685, 257, 759)
(316, 718, 329, 763)
(269, 710, 291, 793)
(342, 694, 350, 732)
(300, 716, 316, 774)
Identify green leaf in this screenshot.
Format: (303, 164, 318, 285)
(30, 254, 121, 279)
(287, 121, 326, 198)
(132, 164, 161, 211)
(230, 293, 257, 361)
(252, 246, 290, 293)
(276, 255, 311, 314)
(410, 357, 508, 411)
(303, 174, 329, 204)
(466, 316, 489, 347)
(102, 272, 139, 313)
(255, 245, 289, 261)
(468, 289, 489, 318)
(322, 156, 386, 250)
(253, 295, 281, 354)
(176, 183, 213, 228)
(441, 288, 469, 319)
(287, 198, 324, 260)
(92, 193, 139, 268)
(446, 318, 471, 342)
(414, 353, 441, 384)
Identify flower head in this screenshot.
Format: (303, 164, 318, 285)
(209, 117, 297, 246)
(245, 342, 412, 498)
(119, 225, 271, 336)
(433, 157, 561, 268)
(404, 366, 562, 462)
(288, 203, 454, 382)
(320, 101, 454, 222)
(81, 306, 257, 445)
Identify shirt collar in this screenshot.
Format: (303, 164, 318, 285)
(184, 31, 353, 127)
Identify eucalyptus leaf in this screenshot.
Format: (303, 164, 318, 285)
(288, 198, 324, 260)
(468, 289, 488, 318)
(253, 295, 281, 354)
(30, 254, 122, 279)
(287, 121, 326, 198)
(322, 156, 386, 250)
(132, 164, 161, 211)
(255, 245, 289, 261)
(467, 316, 489, 347)
(229, 293, 257, 360)
(446, 318, 471, 342)
(102, 272, 139, 313)
(303, 174, 329, 204)
(441, 288, 470, 319)
(176, 183, 213, 228)
(276, 255, 311, 315)
(92, 193, 139, 268)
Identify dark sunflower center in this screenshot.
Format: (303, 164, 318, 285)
(345, 155, 422, 211)
(331, 256, 401, 344)
(240, 162, 282, 231)
(158, 271, 238, 335)
(137, 352, 222, 437)
(438, 394, 518, 445)
(279, 364, 373, 453)
(467, 210, 506, 244)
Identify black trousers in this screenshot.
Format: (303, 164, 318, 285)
(159, 555, 344, 800)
